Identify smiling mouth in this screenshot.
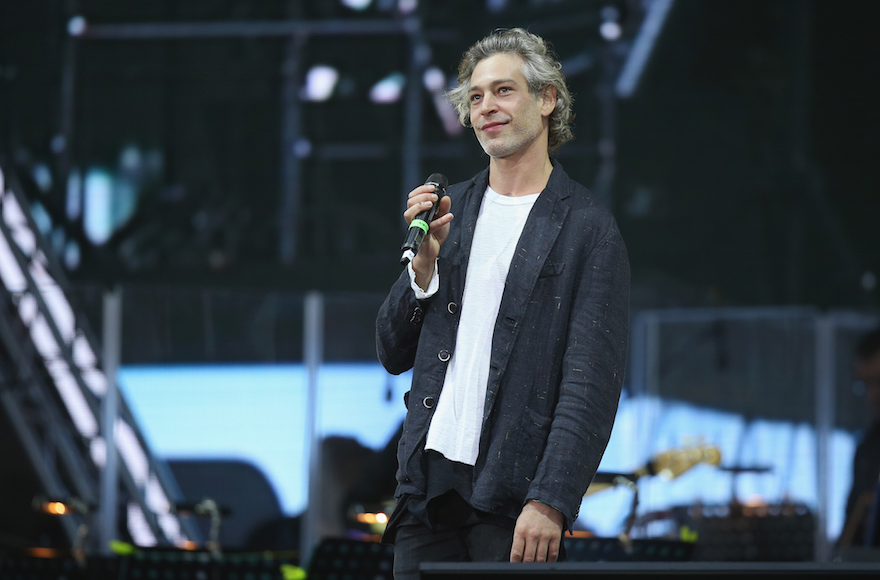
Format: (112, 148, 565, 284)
(481, 121, 507, 132)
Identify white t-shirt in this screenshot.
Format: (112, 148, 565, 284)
(410, 186, 540, 466)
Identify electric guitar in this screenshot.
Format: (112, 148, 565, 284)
(585, 444, 722, 496)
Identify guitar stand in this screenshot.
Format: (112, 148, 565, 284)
(613, 475, 640, 552)
(172, 498, 228, 558)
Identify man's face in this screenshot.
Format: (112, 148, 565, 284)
(858, 350, 880, 420)
(468, 53, 554, 160)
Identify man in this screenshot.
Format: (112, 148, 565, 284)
(376, 28, 630, 577)
(840, 326, 880, 547)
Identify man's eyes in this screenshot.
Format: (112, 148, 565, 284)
(469, 86, 513, 104)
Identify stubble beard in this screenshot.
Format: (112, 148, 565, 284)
(476, 115, 544, 160)
(478, 132, 521, 158)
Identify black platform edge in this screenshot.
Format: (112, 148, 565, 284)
(419, 561, 880, 578)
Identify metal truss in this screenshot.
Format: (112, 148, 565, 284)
(0, 158, 200, 550)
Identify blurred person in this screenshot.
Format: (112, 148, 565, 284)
(841, 325, 880, 547)
(375, 28, 630, 578)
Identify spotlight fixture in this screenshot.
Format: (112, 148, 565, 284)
(33, 496, 94, 516)
(599, 5, 622, 41)
(302, 65, 340, 102)
(369, 72, 406, 104)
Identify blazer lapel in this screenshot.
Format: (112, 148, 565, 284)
(445, 168, 489, 303)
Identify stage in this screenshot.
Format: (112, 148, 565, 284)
(420, 561, 880, 578)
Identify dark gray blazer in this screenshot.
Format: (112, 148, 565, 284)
(376, 161, 630, 529)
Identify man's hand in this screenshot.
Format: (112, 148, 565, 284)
(510, 500, 564, 563)
(404, 184, 453, 291)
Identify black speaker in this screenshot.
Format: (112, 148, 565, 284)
(307, 538, 394, 580)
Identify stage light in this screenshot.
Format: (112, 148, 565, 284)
(422, 67, 445, 92)
(342, 0, 373, 10)
(302, 65, 339, 102)
(45, 501, 67, 515)
(83, 167, 113, 245)
(356, 511, 389, 524)
(116, 418, 149, 486)
(50, 135, 66, 154)
(27, 547, 62, 558)
(30, 201, 52, 235)
(32, 163, 52, 192)
(67, 16, 87, 37)
(600, 21, 622, 41)
(66, 168, 82, 220)
(423, 67, 462, 136)
(398, 0, 418, 15)
(486, 0, 509, 13)
(369, 72, 405, 104)
(599, 5, 622, 41)
(34, 497, 92, 516)
(127, 503, 158, 547)
(293, 138, 312, 159)
(90, 437, 106, 467)
(64, 238, 80, 270)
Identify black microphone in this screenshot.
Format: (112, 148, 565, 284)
(400, 173, 448, 266)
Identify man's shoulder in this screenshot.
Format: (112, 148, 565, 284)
(554, 177, 618, 229)
(447, 167, 489, 198)
(547, 162, 599, 205)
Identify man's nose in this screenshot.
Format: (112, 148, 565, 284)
(480, 93, 498, 114)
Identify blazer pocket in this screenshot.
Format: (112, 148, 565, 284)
(538, 261, 565, 278)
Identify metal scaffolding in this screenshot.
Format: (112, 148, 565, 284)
(0, 158, 200, 550)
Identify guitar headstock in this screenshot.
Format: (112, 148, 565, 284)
(649, 444, 722, 480)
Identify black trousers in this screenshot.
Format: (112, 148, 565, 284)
(389, 492, 567, 579)
(387, 490, 514, 580)
(392, 517, 515, 580)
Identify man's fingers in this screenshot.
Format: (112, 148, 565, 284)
(534, 536, 550, 562)
(522, 531, 556, 563)
(510, 529, 561, 563)
(428, 212, 453, 232)
(407, 184, 437, 199)
(511, 501, 564, 564)
(404, 195, 437, 216)
(515, 530, 544, 563)
(404, 188, 449, 229)
(547, 536, 560, 563)
(509, 533, 525, 563)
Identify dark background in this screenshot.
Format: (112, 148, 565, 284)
(2, 0, 877, 311)
(0, 0, 879, 556)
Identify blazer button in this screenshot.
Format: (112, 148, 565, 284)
(423, 396, 435, 409)
(438, 349, 450, 362)
(447, 302, 458, 314)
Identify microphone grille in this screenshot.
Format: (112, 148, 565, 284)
(425, 173, 448, 194)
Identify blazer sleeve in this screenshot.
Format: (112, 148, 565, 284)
(524, 222, 631, 529)
(376, 268, 429, 376)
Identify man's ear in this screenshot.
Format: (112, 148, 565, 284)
(541, 85, 558, 117)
